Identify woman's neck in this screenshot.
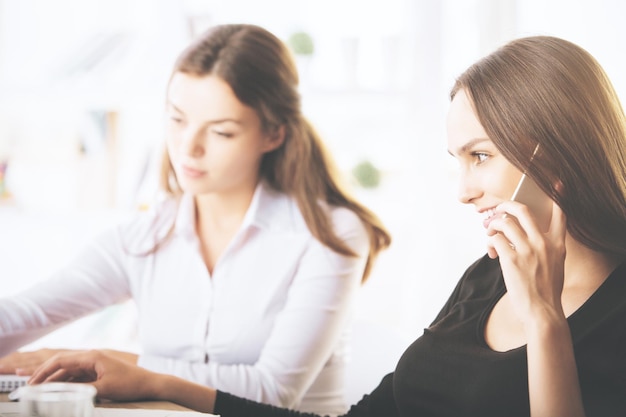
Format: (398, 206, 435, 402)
(562, 233, 620, 313)
(194, 183, 257, 234)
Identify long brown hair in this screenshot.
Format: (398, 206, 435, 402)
(451, 35, 626, 259)
(158, 24, 390, 281)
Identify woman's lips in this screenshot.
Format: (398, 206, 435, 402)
(181, 165, 206, 178)
(482, 208, 499, 229)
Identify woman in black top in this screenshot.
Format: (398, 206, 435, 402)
(27, 35, 626, 417)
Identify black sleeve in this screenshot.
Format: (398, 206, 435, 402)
(214, 372, 399, 417)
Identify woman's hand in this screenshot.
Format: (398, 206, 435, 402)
(28, 350, 218, 413)
(0, 349, 72, 375)
(486, 199, 567, 324)
(28, 350, 155, 402)
(0, 349, 138, 376)
(488, 200, 587, 417)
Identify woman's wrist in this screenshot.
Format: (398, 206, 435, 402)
(525, 303, 568, 336)
(147, 372, 217, 414)
(143, 371, 175, 401)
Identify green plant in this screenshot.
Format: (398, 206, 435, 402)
(287, 31, 314, 56)
(352, 160, 381, 189)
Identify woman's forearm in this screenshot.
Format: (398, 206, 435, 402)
(526, 310, 585, 417)
(150, 372, 217, 414)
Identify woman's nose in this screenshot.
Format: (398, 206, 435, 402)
(180, 130, 205, 158)
(457, 173, 479, 204)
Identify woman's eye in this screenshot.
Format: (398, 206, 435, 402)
(169, 116, 183, 124)
(473, 152, 489, 164)
(211, 130, 234, 138)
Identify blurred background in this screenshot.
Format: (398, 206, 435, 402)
(1, 0, 625, 353)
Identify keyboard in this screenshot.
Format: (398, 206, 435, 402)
(0, 375, 28, 393)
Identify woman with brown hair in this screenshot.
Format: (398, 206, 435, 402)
(0, 24, 391, 415)
(28, 35, 626, 417)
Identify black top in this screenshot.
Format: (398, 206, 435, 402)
(214, 255, 626, 417)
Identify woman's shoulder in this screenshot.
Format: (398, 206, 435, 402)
(327, 203, 368, 234)
(118, 195, 178, 228)
(114, 195, 179, 252)
(463, 254, 501, 277)
(454, 255, 504, 296)
(256, 183, 368, 239)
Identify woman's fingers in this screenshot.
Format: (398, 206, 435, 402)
(28, 351, 95, 384)
(26, 350, 136, 401)
(547, 201, 567, 247)
(0, 349, 65, 375)
(487, 230, 517, 259)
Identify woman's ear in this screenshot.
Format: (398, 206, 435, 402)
(262, 125, 286, 153)
(554, 179, 565, 195)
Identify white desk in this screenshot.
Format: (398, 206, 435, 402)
(0, 393, 217, 416)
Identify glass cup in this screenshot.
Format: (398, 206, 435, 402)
(18, 383, 97, 417)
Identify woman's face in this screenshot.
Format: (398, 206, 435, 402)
(446, 89, 523, 229)
(165, 72, 282, 196)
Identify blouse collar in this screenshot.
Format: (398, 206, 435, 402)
(173, 181, 307, 240)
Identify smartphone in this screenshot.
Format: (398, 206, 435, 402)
(509, 173, 553, 232)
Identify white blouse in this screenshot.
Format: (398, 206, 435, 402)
(0, 182, 370, 415)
